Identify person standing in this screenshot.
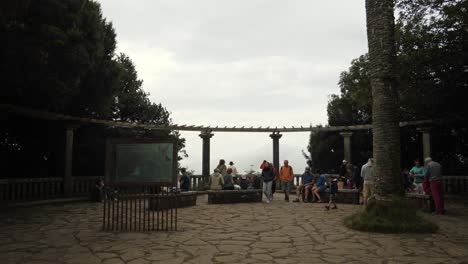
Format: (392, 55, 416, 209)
(409, 159, 425, 194)
(216, 159, 227, 175)
(179, 168, 191, 192)
(361, 158, 374, 206)
(209, 169, 224, 190)
(279, 160, 294, 202)
(271, 163, 279, 198)
(228, 161, 238, 176)
(425, 157, 444, 215)
(325, 176, 338, 210)
(261, 162, 275, 203)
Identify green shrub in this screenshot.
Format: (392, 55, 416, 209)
(344, 199, 438, 233)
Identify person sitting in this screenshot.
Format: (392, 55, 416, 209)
(293, 167, 315, 202)
(209, 169, 224, 190)
(401, 168, 413, 192)
(239, 174, 250, 190)
(223, 168, 235, 190)
(311, 171, 327, 203)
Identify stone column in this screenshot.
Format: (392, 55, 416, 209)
(270, 132, 282, 171)
(418, 128, 431, 159)
(64, 125, 78, 198)
(199, 130, 214, 184)
(340, 131, 353, 163)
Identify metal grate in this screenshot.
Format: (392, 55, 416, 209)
(102, 185, 178, 232)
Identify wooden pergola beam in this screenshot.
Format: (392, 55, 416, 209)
(1, 103, 434, 133)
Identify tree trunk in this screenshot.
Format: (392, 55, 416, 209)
(366, 0, 403, 199)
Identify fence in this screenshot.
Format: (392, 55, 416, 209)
(102, 185, 177, 232)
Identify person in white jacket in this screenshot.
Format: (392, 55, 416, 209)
(228, 161, 238, 176)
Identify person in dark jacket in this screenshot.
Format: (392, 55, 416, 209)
(262, 162, 275, 203)
(239, 175, 250, 190)
(325, 176, 338, 210)
(179, 168, 191, 192)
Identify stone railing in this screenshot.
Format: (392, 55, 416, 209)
(443, 176, 468, 194)
(1, 174, 466, 203)
(192, 174, 468, 195)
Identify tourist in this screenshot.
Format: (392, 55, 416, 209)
(223, 168, 235, 190)
(279, 160, 294, 202)
(179, 168, 191, 192)
(261, 162, 275, 203)
(338, 160, 348, 188)
(209, 169, 224, 190)
(293, 167, 315, 202)
(361, 158, 374, 206)
(216, 159, 227, 175)
(228, 161, 238, 177)
(351, 164, 361, 189)
(90, 179, 105, 202)
(271, 163, 279, 198)
(260, 160, 267, 170)
(325, 175, 338, 210)
(425, 157, 445, 215)
(401, 168, 413, 192)
(311, 170, 327, 202)
(409, 159, 425, 194)
(239, 174, 250, 190)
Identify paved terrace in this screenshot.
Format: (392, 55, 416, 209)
(1, 195, 468, 264)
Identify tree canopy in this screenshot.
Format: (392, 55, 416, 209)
(307, 0, 467, 174)
(0, 0, 186, 178)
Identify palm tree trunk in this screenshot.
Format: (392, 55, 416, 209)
(366, 0, 403, 199)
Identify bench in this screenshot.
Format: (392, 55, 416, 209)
(405, 193, 434, 212)
(208, 189, 262, 204)
(300, 188, 360, 204)
(148, 191, 198, 211)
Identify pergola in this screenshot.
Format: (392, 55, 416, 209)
(1, 103, 434, 191)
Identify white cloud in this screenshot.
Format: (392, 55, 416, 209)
(98, 0, 368, 173)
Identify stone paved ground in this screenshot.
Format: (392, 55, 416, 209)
(1, 195, 468, 264)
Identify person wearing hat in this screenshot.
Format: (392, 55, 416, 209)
(209, 168, 224, 190)
(424, 157, 445, 214)
(293, 167, 315, 202)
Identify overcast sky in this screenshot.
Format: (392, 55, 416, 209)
(98, 0, 368, 174)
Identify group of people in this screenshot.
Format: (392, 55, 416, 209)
(260, 160, 338, 210)
(357, 157, 445, 215)
(207, 160, 252, 191)
(180, 156, 445, 215)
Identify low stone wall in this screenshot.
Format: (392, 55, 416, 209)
(405, 193, 434, 212)
(207, 189, 262, 204)
(148, 191, 198, 211)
